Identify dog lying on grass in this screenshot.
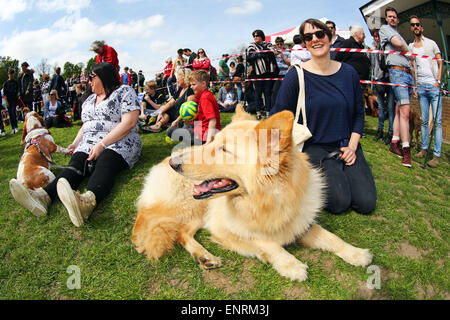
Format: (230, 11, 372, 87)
(132, 106, 373, 282)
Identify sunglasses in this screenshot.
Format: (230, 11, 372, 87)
(253, 34, 262, 38)
(303, 30, 326, 42)
(410, 23, 421, 27)
(198, 51, 205, 54)
(89, 73, 98, 81)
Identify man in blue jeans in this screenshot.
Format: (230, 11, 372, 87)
(408, 16, 443, 168)
(380, 7, 415, 167)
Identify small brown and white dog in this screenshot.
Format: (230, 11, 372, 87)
(16, 111, 70, 190)
(132, 106, 373, 282)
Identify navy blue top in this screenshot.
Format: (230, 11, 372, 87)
(271, 63, 364, 147)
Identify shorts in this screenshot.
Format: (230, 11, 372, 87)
(388, 68, 413, 106)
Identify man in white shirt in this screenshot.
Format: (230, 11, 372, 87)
(290, 34, 311, 66)
(408, 15, 443, 168)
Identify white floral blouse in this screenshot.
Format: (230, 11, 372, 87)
(75, 85, 142, 168)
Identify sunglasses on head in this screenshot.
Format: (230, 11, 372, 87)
(410, 23, 421, 27)
(303, 30, 326, 42)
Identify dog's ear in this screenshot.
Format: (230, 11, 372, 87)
(255, 110, 294, 151)
(232, 104, 255, 122)
(38, 114, 48, 130)
(21, 116, 28, 143)
(254, 111, 294, 173)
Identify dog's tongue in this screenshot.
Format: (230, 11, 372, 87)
(193, 179, 232, 196)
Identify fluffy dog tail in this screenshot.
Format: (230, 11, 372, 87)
(132, 207, 180, 260)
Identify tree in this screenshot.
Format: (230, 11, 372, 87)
(0, 56, 19, 89)
(85, 56, 96, 73)
(35, 58, 51, 79)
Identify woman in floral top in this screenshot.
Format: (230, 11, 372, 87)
(10, 62, 142, 227)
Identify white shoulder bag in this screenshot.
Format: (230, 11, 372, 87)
(291, 64, 312, 151)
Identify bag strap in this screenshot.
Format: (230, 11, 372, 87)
(293, 64, 307, 126)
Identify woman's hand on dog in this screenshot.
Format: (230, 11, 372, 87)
(340, 146, 357, 166)
(67, 143, 77, 155)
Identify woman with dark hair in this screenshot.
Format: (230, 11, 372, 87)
(192, 48, 211, 72)
(247, 29, 279, 120)
(272, 19, 377, 215)
(10, 62, 142, 227)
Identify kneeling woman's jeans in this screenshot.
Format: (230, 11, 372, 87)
(44, 150, 128, 204)
(303, 144, 377, 215)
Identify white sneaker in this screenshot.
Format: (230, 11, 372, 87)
(1, 131, 5, 136)
(57, 178, 96, 227)
(11, 128, 18, 134)
(9, 179, 50, 217)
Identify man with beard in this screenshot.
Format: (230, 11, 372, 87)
(408, 15, 443, 168)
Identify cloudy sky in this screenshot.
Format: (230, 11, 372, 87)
(0, 0, 372, 80)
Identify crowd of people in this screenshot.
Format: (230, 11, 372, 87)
(3, 7, 447, 227)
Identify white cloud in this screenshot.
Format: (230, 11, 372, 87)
(225, 0, 262, 15)
(0, 14, 165, 67)
(35, 0, 91, 13)
(0, 0, 27, 21)
(149, 40, 177, 53)
(117, 0, 143, 3)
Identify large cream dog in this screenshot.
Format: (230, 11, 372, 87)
(132, 106, 372, 282)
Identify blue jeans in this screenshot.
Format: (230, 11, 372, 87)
(417, 83, 442, 157)
(375, 84, 395, 133)
(388, 68, 413, 106)
(235, 82, 242, 101)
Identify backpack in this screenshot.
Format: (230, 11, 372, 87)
(378, 43, 389, 74)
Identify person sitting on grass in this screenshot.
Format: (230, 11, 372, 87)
(167, 70, 220, 145)
(9, 62, 142, 227)
(139, 80, 165, 126)
(44, 89, 71, 128)
(145, 68, 195, 133)
(189, 70, 221, 144)
(217, 78, 238, 113)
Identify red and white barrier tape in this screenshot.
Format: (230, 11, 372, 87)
(251, 47, 450, 64)
(208, 78, 448, 95)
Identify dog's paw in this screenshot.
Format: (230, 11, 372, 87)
(276, 259, 308, 282)
(194, 253, 222, 270)
(340, 247, 373, 267)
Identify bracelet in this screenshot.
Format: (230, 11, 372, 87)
(100, 141, 107, 149)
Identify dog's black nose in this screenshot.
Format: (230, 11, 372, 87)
(169, 156, 182, 172)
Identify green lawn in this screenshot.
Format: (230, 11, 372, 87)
(0, 114, 448, 300)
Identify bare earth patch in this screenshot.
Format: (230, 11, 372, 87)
(201, 261, 256, 295)
(398, 241, 431, 259)
(283, 285, 309, 299)
(415, 283, 437, 299)
(371, 216, 388, 222)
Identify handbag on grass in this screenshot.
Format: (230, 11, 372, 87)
(291, 64, 312, 151)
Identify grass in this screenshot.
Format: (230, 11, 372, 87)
(0, 113, 448, 300)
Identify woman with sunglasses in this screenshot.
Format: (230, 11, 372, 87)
(10, 62, 142, 227)
(192, 49, 211, 72)
(43, 89, 69, 128)
(247, 29, 279, 120)
(272, 19, 376, 215)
